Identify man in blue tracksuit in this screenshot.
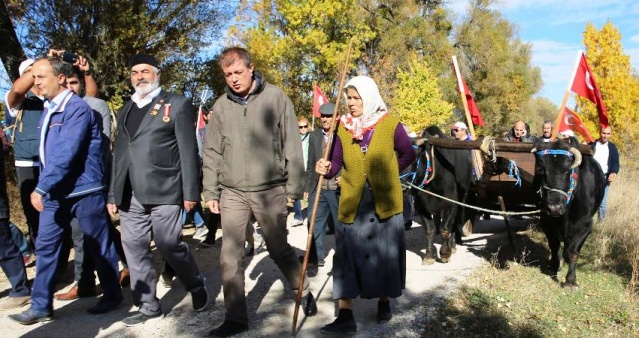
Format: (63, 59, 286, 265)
(9, 56, 122, 325)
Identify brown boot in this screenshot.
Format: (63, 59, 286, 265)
(54, 285, 98, 301)
(119, 268, 130, 287)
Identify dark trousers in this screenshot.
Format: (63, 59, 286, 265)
(0, 219, 30, 297)
(307, 189, 339, 262)
(15, 166, 40, 251)
(31, 191, 121, 313)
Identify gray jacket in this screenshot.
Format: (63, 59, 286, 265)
(202, 72, 304, 201)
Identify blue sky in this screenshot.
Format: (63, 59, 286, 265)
(447, 0, 639, 105)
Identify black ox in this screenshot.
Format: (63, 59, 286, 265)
(411, 126, 473, 264)
(532, 139, 605, 290)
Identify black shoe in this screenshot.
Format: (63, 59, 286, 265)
(192, 285, 209, 312)
(208, 320, 249, 337)
(87, 295, 123, 314)
(317, 259, 326, 267)
(404, 222, 412, 230)
(320, 309, 356, 335)
(377, 300, 392, 323)
(8, 308, 53, 325)
(122, 311, 164, 327)
(201, 236, 217, 248)
(301, 292, 318, 316)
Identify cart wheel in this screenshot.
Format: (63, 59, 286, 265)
(462, 218, 474, 236)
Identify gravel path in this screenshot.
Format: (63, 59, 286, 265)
(0, 214, 519, 337)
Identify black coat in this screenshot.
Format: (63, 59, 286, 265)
(109, 90, 200, 206)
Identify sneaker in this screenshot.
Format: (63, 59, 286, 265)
(121, 311, 164, 327)
(0, 295, 30, 311)
(200, 235, 217, 248)
(289, 218, 304, 227)
(8, 308, 52, 325)
(191, 285, 209, 312)
(193, 227, 209, 241)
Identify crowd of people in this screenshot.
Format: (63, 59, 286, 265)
(0, 46, 620, 337)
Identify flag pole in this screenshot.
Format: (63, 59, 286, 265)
(292, 38, 353, 335)
(452, 55, 483, 177)
(311, 81, 316, 130)
(551, 50, 583, 140)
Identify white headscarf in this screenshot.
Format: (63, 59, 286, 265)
(340, 76, 389, 140)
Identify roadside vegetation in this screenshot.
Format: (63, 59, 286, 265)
(423, 166, 639, 337)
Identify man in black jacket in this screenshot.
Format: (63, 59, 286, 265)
(107, 54, 207, 326)
(590, 125, 620, 221)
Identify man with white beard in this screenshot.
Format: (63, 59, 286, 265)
(107, 54, 208, 326)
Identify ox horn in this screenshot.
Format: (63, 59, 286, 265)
(569, 147, 582, 169)
(480, 136, 494, 154)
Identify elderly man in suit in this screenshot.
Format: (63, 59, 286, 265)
(107, 54, 208, 327)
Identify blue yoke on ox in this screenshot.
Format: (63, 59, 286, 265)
(410, 126, 473, 265)
(532, 139, 605, 290)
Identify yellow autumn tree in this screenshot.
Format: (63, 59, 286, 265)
(394, 53, 454, 133)
(581, 21, 639, 152)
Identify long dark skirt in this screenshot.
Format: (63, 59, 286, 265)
(332, 185, 406, 300)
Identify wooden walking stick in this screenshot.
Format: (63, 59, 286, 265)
(292, 38, 353, 335)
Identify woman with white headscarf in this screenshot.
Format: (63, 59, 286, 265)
(315, 76, 415, 334)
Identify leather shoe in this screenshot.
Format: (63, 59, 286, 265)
(9, 308, 53, 325)
(119, 268, 130, 287)
(320, 309, 357, 335)
(54, 285, 98, 301)
(87, 295, 123, 314)
(301, 292, 317, 316)
(208, 320, 249, 337)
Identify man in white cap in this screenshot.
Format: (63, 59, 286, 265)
(4, 59, 44, 254)
(451, 121, 472, 141)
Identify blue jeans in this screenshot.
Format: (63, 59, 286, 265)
(293, 199, 303, 221)
(182, 203, 205, 228)
(307, 189, 339, 261)
(9, 222, 31, 257)
(598, 184, 610, 221)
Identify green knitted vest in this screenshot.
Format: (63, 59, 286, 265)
(337, 115, 403, 224)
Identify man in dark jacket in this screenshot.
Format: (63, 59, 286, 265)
(590, 125, 620, 221)
(107, 54, 207, 326)
(9, 57, 122, 325)
(202, 47, 316, 337)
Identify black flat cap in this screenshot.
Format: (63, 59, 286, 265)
(128, 54, 159, 69)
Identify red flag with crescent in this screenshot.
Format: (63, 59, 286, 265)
(451, 61, 485, 126)
(558, 107, 595, 143)
(312, 85, 328, 118)
(570, 53, 609, 127)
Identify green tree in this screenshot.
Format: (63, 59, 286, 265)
(1, 0, 232, 105)
(522, 96, 558, 135)
(394, 53, 453, 133)
(581, 21, 639, 152)
(452, 0, 542, 135)
(229, 0, 374, 117)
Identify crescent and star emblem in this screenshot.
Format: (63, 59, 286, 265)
(585, 71, 595, 91)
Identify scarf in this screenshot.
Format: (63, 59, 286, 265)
(340, 76, 389, 141)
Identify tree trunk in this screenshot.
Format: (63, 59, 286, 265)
(0, 0, 26, 82)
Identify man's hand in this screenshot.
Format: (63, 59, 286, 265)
(335, 177, 342, 186)
(47, 49, 63, 57)
(107, 203, 118, 218)
(30, 192, 43, 212)
(207, 200, 220, 214)
(608, 172, 617, 183)
(75, 55, 90, 73)
(184, 200, 197, 212)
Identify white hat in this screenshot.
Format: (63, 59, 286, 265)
(559, 129, 575, 138)
(452, 121, 468, 130)
(19, 59, 36, 76)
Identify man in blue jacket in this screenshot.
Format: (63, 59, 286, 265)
(591, 125, 620, 221)
(9, 57, 122, 325)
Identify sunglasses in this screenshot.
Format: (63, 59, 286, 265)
(452, 129, 461, 132)
(298, 125, 308, 129)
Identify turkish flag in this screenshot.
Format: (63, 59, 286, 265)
(570, 53, 609, 127)
(312, 85, 328, 118)
(558, 107, 595, 143)
(452, 62, 484, 126)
